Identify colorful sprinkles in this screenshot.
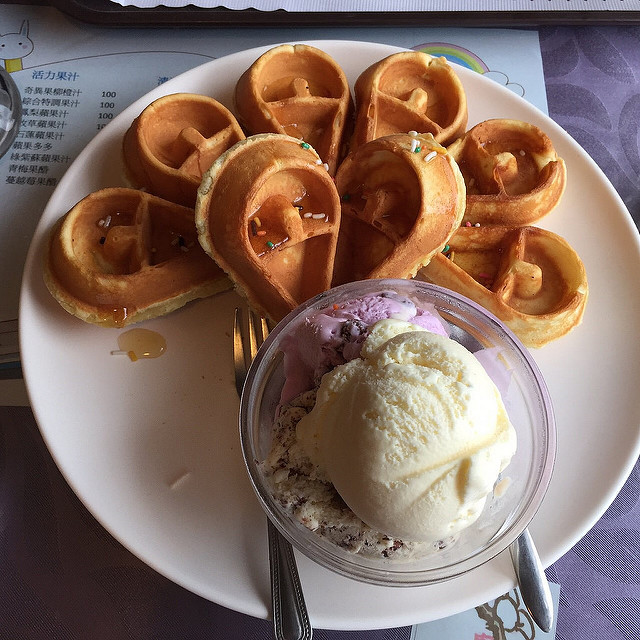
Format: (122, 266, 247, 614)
(302, 211, 328, 220)
(260, 235, 290, 255)
(256, 233, 292, 256)
(300, 142, 311, 149)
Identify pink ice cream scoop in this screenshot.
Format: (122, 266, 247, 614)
(280, 291, 449, 403)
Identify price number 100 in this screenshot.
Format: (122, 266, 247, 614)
(97, 91, 117, 130)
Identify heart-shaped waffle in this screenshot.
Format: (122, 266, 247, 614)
(44, 187, 231, 327)
(332, 132, 466, 286)
(195, 134, 341, 322)
(418, 225, 588, 347)
(351, 51, 468, 151)
(234, 44, 353, 176)
(122, 93, 245, 207)
(448, 118, 567, 226)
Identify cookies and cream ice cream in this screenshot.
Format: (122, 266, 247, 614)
(263, 291, 517, 559)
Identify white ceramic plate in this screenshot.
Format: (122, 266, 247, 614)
(20, 41, 640, 630)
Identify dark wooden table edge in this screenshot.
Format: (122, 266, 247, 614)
(41, 1, 640, 27)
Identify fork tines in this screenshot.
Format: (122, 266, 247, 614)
(233, 307, 270, 397)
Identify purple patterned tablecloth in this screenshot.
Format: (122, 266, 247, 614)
(541, 26, 640, 226)
(1, 24, 639, 640)
(540, 26, 640, 640)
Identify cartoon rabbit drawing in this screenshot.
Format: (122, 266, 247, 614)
(0, 20, 34, 72)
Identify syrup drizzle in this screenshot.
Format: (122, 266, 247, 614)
(111, 328, 167, 362)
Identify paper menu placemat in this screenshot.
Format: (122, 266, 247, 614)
(413, 583, 560, 639)
(0, 3, 546, 325)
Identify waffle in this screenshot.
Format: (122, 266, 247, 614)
(448, 119, 567, 226)
(195, 134, 341, 322)
(122, 93, 245, 207)
(351, 51, 468, 151)
(418, 225, 588, 347)
(332, 132, 466, 286)
(234, 44, 352, 176)
(44, 187, 231, 327)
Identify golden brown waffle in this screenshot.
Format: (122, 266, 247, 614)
(44, 187, 231, 327)
(195, 134, 341, 322)
(448, 119, 567, 226)
(234, 44, 353, 176)
(333, 132, 466, 286)
(351, 51, 468, 151)
(418, 225, 588, 347)
(122, 93, 245, 207)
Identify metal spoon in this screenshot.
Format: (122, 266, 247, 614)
(268, 520, 313, 640)
(509, 528, 554, 633)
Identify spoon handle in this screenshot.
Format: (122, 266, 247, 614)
(268, 519, 313, 640)
(510, 528, 554, 633)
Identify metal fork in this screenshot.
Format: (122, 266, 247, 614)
(233, 307, 312, 640)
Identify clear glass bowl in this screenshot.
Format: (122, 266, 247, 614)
(239, 279, 555, 586)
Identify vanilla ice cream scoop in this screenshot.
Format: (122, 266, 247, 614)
(296, 321, 517, 543)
